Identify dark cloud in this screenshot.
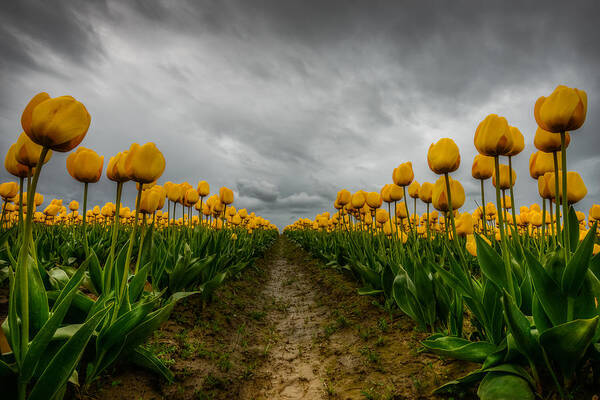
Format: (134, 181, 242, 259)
(1, 0, 599, 228)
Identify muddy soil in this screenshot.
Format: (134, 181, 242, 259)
(87, 237, 475, 400)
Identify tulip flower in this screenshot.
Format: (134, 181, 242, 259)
(124, 143, 166, 184)
(545, 171, 587, 205)
(534, 85, 587, 134)
(474, 114, 513, 157)
(23, 93, 91, 152)
(432, 176, 465, 214)
(534, 127, 570, 154)
(427, 138, 460, 175)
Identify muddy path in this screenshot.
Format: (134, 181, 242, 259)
(88, 237, 474, 400)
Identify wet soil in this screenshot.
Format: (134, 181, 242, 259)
(86, 237, 475, 400)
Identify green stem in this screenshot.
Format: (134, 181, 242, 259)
(494, 156, 515, 298)
(560, 132, 569, 262)
(443, 173, 457, 241)
(118, 185, 142, 303)
(18, 176, 24, 233)
(403, 186, 412, 232)
(552, 151, 561, 246)
(82, 182, 89, 255)
(480, 179, 487, 236)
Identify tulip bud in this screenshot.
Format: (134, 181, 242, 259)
(418, 182, 433, 204)
(408, 181, 420, 199)
(456, 213, 474, 236)
(124, 143, 166, 183)
(5, 143, 34, 178)
(506, 126, 525, 156)
(380, 185, 392, 203)
(24, 94, 91, 152)
(492, 164, 516, 190)
(389, 184, 404, 201)
(15, 132, 52, 168)
(351, 192, 366, 209)
(427, 138, 460, 175)
(219, 187, 234, 205)
(534, 127, 570, 153)
(375, 209, 389, 224)
(534, 85, 587, 133)
(392, 162, 414, 186)
(197, 180, 210, 197)
(337, 189, 351, 206)
(69, 200, 79, 211)
(0, 182, 19, 200)
(106, 152, 130, 183)
(529, 151, 557, 180)
(474, 114, 513, 157)
(544, 171, 587, 204)
(432, 176, 465, 212)
(66, 147, 104, 183)
(366, 192, 382, 209)
(471, 154, 494, 180)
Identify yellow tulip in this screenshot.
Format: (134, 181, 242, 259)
(124, 143, 165, 184)
(184, 188, 200, 207)
(4, 143, 33, 178)
(492, 164, 516, 190)
(544, 171, 587, 204)
(408, 181, 420, 199)
(139, 189, 161, 214)
(534, 85, 587, 133)
(590, 205, 600, 221)
(529, 151, 556, 179)
(219, 187, 234, 205)
(465, 234, 477, 256)
(0, 182, 19, 200)
(375, 209, 389, 224)
(106, 151, 130, 183)
(471, 154, 494, 180)
(474, 114, 513, 157)
(506, 126, 525, 156)
(534, 127, 570, 153)
(427, 138, 460, 175)
(366, 192, 382, 209)
(432, 176, 465, 212)
(389, 184, 404, 201)
(66, 147, 104, 183)
(418, 182, 433, 204)
(197, 180, 210, 197)
(392, 162, 414, 186)
(380, 184, 392, 203)
(396, 202, 408, 219)
(456, 213, 473, 236)
(15, 132, 52, 168)
(337, 189, 351, 206)
(351, 192, 366, 209)
(69, 200, 79, 211)
(25, 94, 91, 152)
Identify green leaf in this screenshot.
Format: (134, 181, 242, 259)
(421, 335, 496, 363)
(21, 277, 82, 382)
(562, 223, 597, 296)
(28, 306, 110, 400)
(475, 234, 508, 291)
(87, 249, 103, 295)
(52, 256, 89, 313)
(501, 290, 540, 364)
(523, 248, 566, 325)
(477, 372, 535, 400)
(539, 316, 599, 379)
(129, 263, 150, 303)
(130, 346, 174, 383)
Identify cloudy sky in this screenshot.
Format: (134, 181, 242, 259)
(1, 1, 598, 229)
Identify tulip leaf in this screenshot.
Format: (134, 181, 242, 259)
(568, 206, 580, 253)
(87, 249, 103, 295)
(501, 290, 540, 364)
(562, 223, 597, 297)
(539, 316, 599, 379)
(421, 335, 496, 363)
(477, 372, 535, 400)
(475, 234, 508, 291)
(21, 275, 82, 382)
(523, 248, 566, 325)
(130, 346, 174, 383)
(28, 306, 109, 400)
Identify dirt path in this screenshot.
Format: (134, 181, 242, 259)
(240, 239, 330, 399)
(88, 237, 475, 400)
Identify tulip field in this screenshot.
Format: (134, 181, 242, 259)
(1, 86, 599, 400)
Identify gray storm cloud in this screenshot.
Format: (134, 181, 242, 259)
(1, 0, 599, 229)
